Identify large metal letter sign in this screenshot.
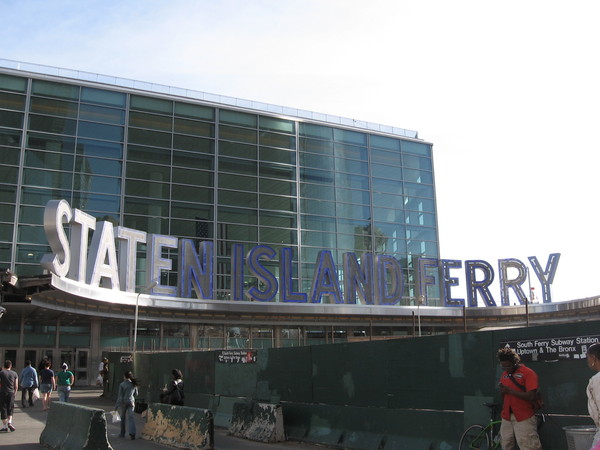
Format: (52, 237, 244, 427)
(375, 255, 403, 305)
(280, 247, 307, 303)
(343, 252, 374, 304)
(40, 199, 72, 277)
(498, 258, 528, 306)
(415, 257, 439, 305)
(465, 260, 496, 307)
(41, 199, 561, 310)
(246, 245, 278, 302)
(178, 239, 213, 299)
(528, 253, 561, 303)
(311, 250, 343, 304)
(442, 259, 464, 307)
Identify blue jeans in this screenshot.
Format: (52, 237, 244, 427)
(119, 404, 136, 437)
(57, 385, 71, 402)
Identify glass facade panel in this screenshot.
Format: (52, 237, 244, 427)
(0, 70, 439, 309)
(172, 167, 212, 186)
(127, 144, 171, 165)
(218, 190, 257, 208)
(0, 205, 15, 223)
(0, 129, 21, 146)
(0, 165, 18, 184)
(25, 150, 74, 171)
(27, 132, 75, 153)
(30, 97, 78, 118)
(81, 87, 126, 107)
(0, 110, 24, 128)
(128, 128, 171, 147)
(129, 111, 172, 131)
(260, 146, 295, 165)
(126, 162, 170, 182)
(173, 134, 213, 152)
(174, 118, 214, 137)
(259, 178, 295, 196)
(219, 173, 257, 191)
(74, 174, 120, 195)
(79, 104, 125, 124)
(219, 125, 257, 144)
(23, 168, 72, 189)
(173, 150, 213, 169)
(29, 114, 77, 135)
(220, 110, 257, 127)
(171, 184, 212, 203)
(219, 141, 256, 159)
(0, 74, 27, 92)
(130, 95, 173, 114)
(78, 122, 124, 141)
(174, 102, 214, 120)
(0, 92, 25, 110)
(20, 186, 71, 206)
(126, 179, 169, 198)
(31, 80, 79, 100)
(260, 194, 296, 212)
(72, 192, 120, 214)
(75, 156, 122, 177)
(171, 202, 213, 221)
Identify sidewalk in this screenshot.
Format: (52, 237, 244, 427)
(0, 387, 323, 449)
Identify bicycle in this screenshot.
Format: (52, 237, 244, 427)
(459, 402, 547, 449)
(459, 402, 502, 450)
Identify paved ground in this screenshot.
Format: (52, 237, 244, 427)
(0, 387, 324, 449)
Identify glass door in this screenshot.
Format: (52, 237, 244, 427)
(75, 349, 89, 386)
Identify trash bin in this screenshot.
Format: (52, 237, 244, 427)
(563, 425, 597, 450)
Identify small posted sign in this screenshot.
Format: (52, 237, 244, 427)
(216, 350, 257, 364)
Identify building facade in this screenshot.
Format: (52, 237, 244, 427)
(0, 60, 438, 383)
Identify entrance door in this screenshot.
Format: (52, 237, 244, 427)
(75, 349, 89, 386)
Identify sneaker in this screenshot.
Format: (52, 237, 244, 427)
(0, 428, 7, 432)
(130, 434, 135, 440)
(8, 424, 15, 432)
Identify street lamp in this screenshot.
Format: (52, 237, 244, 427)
(133, 281, 158, 353)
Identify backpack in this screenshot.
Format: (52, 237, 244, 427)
(507, 374, 544, 411)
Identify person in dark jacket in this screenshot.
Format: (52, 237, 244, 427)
(161, 368, 184, 405)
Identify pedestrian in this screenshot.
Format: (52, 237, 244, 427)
(38, 356, 51, 374)
(497, 347, 542, 450)
(586, 342, 600, 448)
(55, 363, 74, 402)
(19, 360, 38, 408)
(0, 360, 18, 432)
(115, 371, 138, 440)
(38, 360, 55, 411)
(161, 368, 184, 405)
(99, 356, 109, 397)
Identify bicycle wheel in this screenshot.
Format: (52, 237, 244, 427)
(459, 424, 491, 450)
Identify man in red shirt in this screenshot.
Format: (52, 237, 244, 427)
(497, 347, 542, 450)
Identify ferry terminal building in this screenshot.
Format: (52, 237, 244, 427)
(0, 60, 598, 386)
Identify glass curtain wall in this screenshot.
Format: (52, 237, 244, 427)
(0, 72, 438, 304)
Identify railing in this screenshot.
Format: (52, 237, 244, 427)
(0, 58, 419, 139)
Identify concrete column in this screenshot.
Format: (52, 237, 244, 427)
(90, 317, 102, 382)
(190, 323, 198, 351)
(273, 325, 281, 348)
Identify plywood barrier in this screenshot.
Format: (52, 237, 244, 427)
(142, 403, 214, 449)
(228, 401, 285, 443)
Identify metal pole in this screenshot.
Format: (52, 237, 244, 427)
(133, 281, 158, 353)
(526, 268, 531, 327)
(133, 292, 141, 352)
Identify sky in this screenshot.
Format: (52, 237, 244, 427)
(1, 0, 599, 303)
